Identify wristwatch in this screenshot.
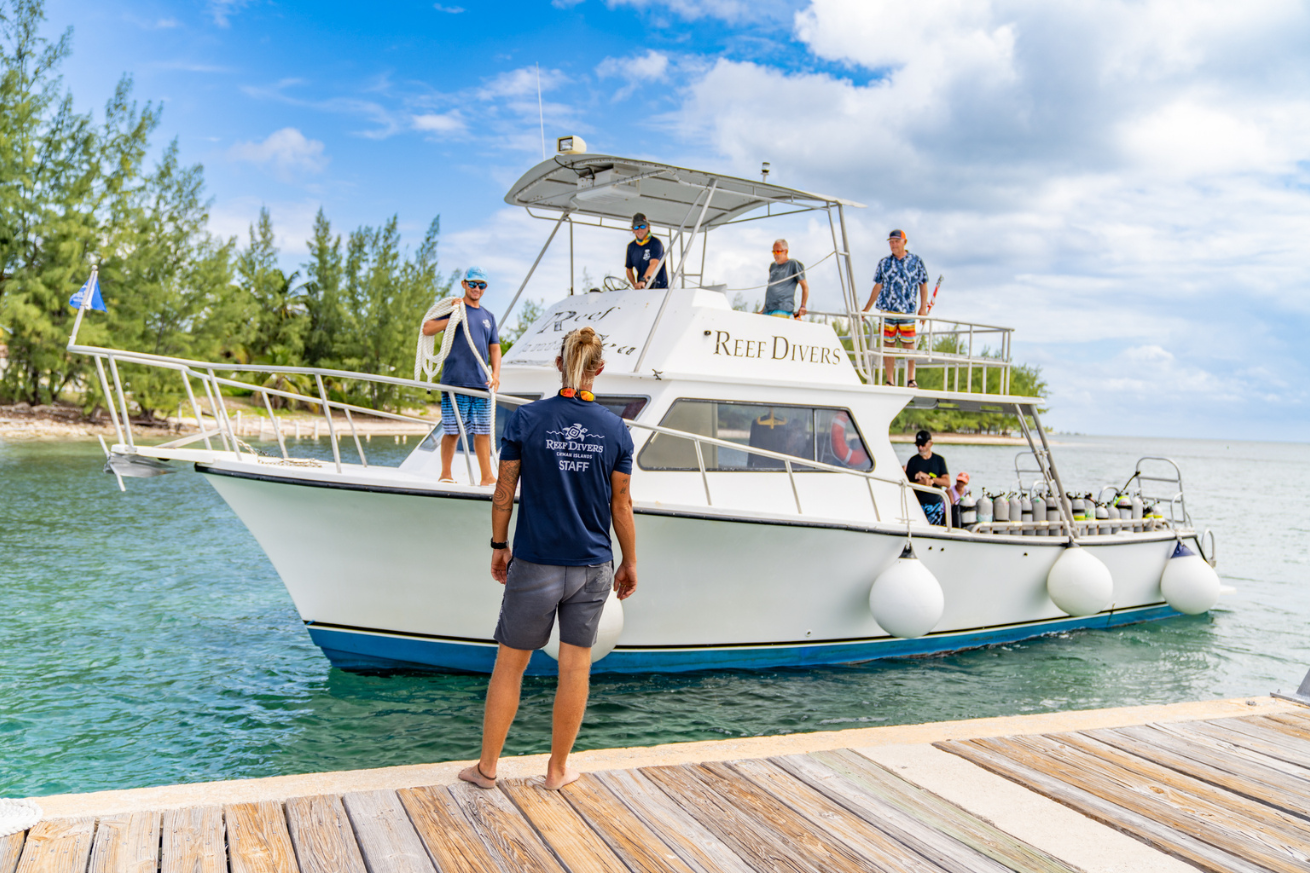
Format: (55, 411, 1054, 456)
(490, 539, 508, 550)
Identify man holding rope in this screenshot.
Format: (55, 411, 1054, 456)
(423, 266, 502, 485)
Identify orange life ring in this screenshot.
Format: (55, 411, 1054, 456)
(831, 414, 869, 467)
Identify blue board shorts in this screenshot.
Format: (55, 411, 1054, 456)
(441, 392, 491, 436)
(494, 558, 613, 650)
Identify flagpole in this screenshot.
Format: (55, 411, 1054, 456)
(67, 265, 99, 347)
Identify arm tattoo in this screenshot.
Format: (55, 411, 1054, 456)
(493, 460, 520, 511)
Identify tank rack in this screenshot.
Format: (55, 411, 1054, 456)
(968, 517, 1175, 538)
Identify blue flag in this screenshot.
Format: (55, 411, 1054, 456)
(68, 274, 106, 312)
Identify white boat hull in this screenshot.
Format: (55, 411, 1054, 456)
(201, 464, 1191, 674)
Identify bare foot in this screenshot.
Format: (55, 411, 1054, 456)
(543, 767, 580, 791)
(458, 763, 497, 789)
(479, 479, 496, 487)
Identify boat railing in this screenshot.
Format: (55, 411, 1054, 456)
(808, 309, 1014, 392)
(1123, 457, 1190, 526)
(66, 342, 535, 479)
(70, 341, 958, 531)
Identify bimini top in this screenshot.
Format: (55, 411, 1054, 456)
(504, 153, 864, 229)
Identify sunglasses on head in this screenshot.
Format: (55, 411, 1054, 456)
(632, 224, 648, 231)
(466, 281, 487, 290)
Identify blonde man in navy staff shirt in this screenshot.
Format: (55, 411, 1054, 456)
(422, 266, 502, 485)
(459, 326, 638, 792)
(624, 212, 668, 289)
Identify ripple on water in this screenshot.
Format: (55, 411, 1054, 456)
(0, 435, 1306, 796)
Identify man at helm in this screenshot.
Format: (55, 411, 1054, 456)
(624, 213, 668, 290)
(863, 229, 928, 387)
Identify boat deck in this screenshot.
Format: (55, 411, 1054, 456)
(8, 700, 1309, 873)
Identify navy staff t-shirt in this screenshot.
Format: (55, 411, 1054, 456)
(439, 304, 499, 389)
(500, 395, 636, 566)
(625, 236, 668, 289)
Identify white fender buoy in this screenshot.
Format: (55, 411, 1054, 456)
(1046, 546, 1113, 616)
(1160, 541, 1221, 615)
(543, 588, 625, 663)
(869, 544, 944, 639)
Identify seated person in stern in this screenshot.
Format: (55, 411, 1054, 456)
(761, 239, 809, 319)
(948, 471, 970, 527)
(625, 213, 668, 290)
(422, 266, 502, 486)
(904, 429, 950, 525)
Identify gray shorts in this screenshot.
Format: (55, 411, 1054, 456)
(494, 558, 613, 651)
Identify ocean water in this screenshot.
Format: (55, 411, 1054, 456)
(0, 433, 1305, 798)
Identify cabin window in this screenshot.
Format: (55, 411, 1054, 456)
(594, 395, 648, 420)
(637, 399, 872, 472)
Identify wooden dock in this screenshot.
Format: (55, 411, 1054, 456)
(6, 705, 1310, 872)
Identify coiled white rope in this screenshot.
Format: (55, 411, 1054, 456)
(413, 297, 497, 459)
(0, 798, 41, 838)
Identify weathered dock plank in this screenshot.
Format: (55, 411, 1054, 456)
(810, 748, 1078, 873)
(999, 733, 1310, 872)
(939, 736, 1271, 873)
(1198, 718, 1310, 768)
(397, 785, 502, 873)
(727, 758, 941, 873)
(447, 782, 565, 873)
(1151, 721, 1310, 783)
(87, 812, 160, 873)
(160, 806, 225, 873)
(499, 778, 628, 873)
(777, 753, 1012, 873)
(1258, 712, 1310, 742)
(285, 794, 367, 873)
(341, 790, 435, 873)
(1, 833, 26, 873)
(226, 801, 298, 873)
(1088, 725, 1310, 814)
(595, 768, 755, 873)
(557, 774, 697, 873)
(642, 762, 868, 873)
(14, 819, 95, 873)
(1048, 730, 1310, 845)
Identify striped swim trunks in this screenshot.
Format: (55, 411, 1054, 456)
(882, 317, 917, 343)
(441, 392, 492, 435)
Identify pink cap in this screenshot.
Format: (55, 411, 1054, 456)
(956, 471, 970, 483)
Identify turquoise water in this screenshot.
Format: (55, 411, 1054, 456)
(1, 434, 1305, 798)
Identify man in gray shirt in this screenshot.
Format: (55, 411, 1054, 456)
(761, 239, 809, 318)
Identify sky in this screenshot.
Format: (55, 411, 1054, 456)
(45, 0, 1310, 440)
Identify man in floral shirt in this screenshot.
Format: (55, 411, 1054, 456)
(862, 230, 928, 387)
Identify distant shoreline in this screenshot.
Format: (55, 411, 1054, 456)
(890, 432, 1029, 446)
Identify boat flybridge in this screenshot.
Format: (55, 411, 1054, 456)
(68, 141, 1224, 674)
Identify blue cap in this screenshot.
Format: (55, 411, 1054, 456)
(464, 266, 488, 283)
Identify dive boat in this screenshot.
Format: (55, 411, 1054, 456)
(70, 141, 1224, 674)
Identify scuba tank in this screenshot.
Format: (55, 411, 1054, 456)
(960, 493, 978, 528)
(993, 493, 1010, 523)
(975, 490, 993, 527)
(1130, 494, 1144, 532)
(1030, 495, 1044, 536)
(1116, 494, 1132, 520)
(1096, 501, 1111, 535)
(1047, 498, 1062, 536)
(1070, 494, 1086, 536)
(1020, 495, 1034, 535)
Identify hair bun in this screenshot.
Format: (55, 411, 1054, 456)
(578, 326, 596, 339)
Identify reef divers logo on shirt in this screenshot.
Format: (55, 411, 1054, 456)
(546, 424, 606, 472)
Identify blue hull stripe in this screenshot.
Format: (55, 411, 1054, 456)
(307, 605, 1181, 675)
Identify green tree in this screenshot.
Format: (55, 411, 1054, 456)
(236, 207, 306, 364)
(500, 298, 543, 352)
(302, 207, 343, 368)
(337, 215, 448, 409)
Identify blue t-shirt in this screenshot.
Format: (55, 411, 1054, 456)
(873, 252, 928, 314)
(625, 236, 668, 289)
(439, 304, 499, 389)
(500, 395, 635, 566)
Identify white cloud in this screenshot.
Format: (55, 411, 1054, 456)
(660, 0, 1310, 437)
(596, 51, 670, 100)
(606, 0, 762, 22)
(432, 3, 465, 11)
(208, 0, 248, 27)
(227, 128, 329, 180)
(476, 66, 569, 100)
(412, 112, 467, 136)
